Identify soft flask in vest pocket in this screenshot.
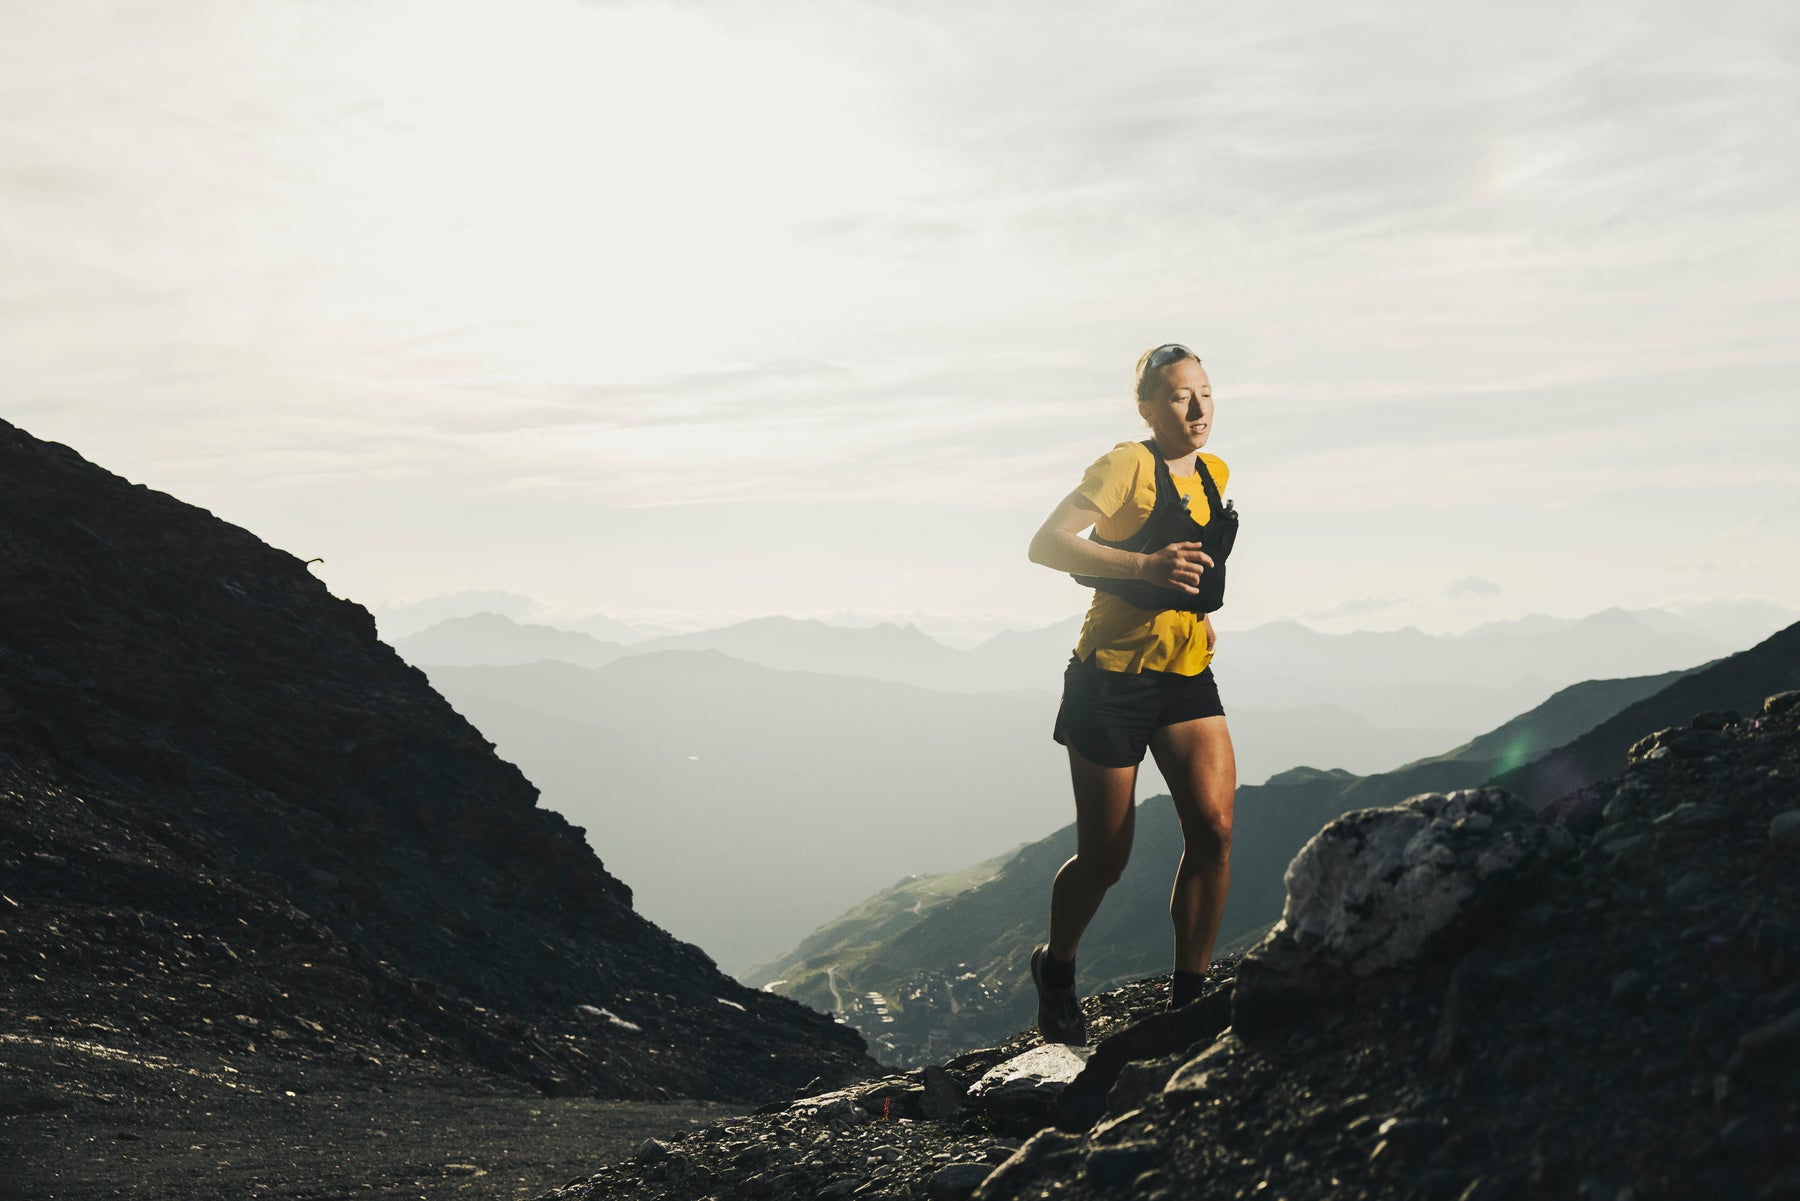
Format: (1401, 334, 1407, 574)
(1072, 441, 1238, 614)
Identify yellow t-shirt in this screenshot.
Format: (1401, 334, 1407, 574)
(1071, 441, 1230, 675)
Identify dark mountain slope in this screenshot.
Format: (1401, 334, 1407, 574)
(0, 417, 876, 1109)
(1494, 620, 1800, 809)
(1429, 666, 1696, 773)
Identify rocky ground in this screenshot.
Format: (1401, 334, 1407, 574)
(1, 1037, 747, 1200)
(535, 692, 1800, 1201)
(0, 417, 881, 1193)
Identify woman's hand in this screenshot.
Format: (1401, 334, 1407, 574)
(1136, 541, 1214, 594)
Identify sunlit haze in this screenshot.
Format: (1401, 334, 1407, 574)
(6, 1, 1796, 636)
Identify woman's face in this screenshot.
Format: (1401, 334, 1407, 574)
(1138, 357, 1213, 457)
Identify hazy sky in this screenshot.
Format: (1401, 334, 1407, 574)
(6, 0, 1797, 635)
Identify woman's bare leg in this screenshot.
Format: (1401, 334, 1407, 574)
(1047, 746, 1138, 961)
(1149, 715, 1237, 974)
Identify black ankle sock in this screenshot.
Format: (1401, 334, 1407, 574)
(1041, 947, 1076, 988)
(1170, 969, 1207, 1008)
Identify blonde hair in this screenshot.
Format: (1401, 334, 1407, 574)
(1133, 343, 1202, 406)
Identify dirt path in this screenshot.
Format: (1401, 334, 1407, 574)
(824, 965, 848, 1014)
(1, 1037, 743, 1200)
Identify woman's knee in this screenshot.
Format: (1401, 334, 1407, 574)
(1184, 813, 1232, 860)
(1074, 844, 1131, 887)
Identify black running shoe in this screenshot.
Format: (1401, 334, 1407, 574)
(1030, 945, 1087, 1045)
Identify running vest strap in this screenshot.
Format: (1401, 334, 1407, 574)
(1071, 440, 1238, 613)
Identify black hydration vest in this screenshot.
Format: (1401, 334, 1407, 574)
(1071, 440, 1239, 613)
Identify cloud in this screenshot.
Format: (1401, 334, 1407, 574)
(1445, 575, 1501, 599)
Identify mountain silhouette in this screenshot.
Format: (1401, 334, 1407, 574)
(0, 417, 877, 1115)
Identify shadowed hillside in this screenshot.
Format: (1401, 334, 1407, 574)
(1492, 620, 1800, 809)
(0, 417, 880, 1189)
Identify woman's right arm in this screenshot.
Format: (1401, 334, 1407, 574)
(1027, 491, 1213, 594)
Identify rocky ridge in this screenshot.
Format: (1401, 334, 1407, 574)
(0, 416, 880, 1117)
(539, 691, 1800, 1201)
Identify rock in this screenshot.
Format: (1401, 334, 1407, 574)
(1131, 1168, 1173, 1195)
(927, 1161, 994, 1200)
(1665, 871, 1710, 907)
(1234, 788, 1559, 1031)
(1756, 1169, 1800, 1200)
(1689, 997, 1737, 1048)
(1162, 1032, 1246, 1104)
(918, 1064, 969, 1120)
(1274, 787, 1560, 974)
(1751, 920, 1799, 983)
(1232, 920, 1347, 1033)
(1726, 1007, 1800, 1077)
(1498, 1045, 1545, 1084)
(1770, 810, 1800, 851)
(632, 1138, 672, 1164)
(850, 1075, 926, 1119)
(1628, 729, 1681, 762)
(1055, 981, 1232, 1128)
(1611, 970, 1651, 1008)
(1653, 802, 1728, 830)
(967, 1043, 1089, 1106)
(1083, 1140, 1161, 1186)
(1105, 1053, 1186, 1115)
(1691, 709, 1740, 730)
(1592, 820, 1645, 847)
(1596, 833, 1651, 860)
(1600, 793, 1639, 824)
(966, 1044, 1091, 1134)
(971, 1127, 1081, 1201)
(1376, 1114, 1449, 1151)
(1765, 691, 1800, 717)
(793, 1088, 874, 1127)
(1720, 1114, 1767, 1163)
(1675, 728, 1734, 758)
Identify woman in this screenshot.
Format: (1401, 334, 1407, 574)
(1024, 342, 1238, 1043)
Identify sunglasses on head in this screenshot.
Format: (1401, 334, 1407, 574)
(1143, 343, 1199, 372)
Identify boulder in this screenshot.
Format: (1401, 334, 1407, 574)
(1278, 787, 1563, 973)
(1234, 787, 1567, 1031)
(966, 1043, 1092, 1135)
(1054, 981, 1233, 1129)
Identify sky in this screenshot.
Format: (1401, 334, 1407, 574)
(5, 0, 1797, 637)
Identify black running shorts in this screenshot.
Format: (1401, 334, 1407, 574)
(1052, 653, 1225, 768)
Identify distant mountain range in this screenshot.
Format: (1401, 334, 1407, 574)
(397, 601, 1771, 979)
(746, 621, 1800, 1064)
(398, 606, 1752, 732)
(398, 612, 626, 668)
